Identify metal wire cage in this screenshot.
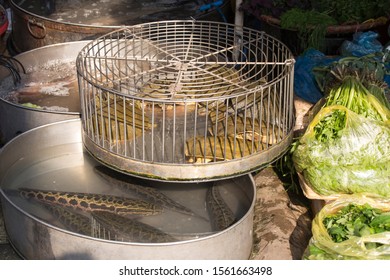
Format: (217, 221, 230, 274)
(76, 20, 295, 181)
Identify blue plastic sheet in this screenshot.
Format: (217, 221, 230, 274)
(294, 49, 339, 103)
(385, 46, 390, 87)
(341, 31, 383, 57)
(294, 34, 389, 104)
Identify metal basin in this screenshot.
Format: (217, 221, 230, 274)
(9, 0, 232, 53)
(0, 119, 255, 260)
(0, 41, 89, 145)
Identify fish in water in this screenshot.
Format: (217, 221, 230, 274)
(185, 135, 266, 163)
(94, 165, 206, 219)
(206, 183, 236, 231)
(91, 211, 177, 243)
(16, 187, 163, 217)
(41, 203, 93, 236)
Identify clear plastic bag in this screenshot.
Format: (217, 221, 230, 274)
(305, 195, 390, 260)
(293, 105, 390, 197)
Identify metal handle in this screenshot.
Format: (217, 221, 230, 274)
(27, 18, 46, 39)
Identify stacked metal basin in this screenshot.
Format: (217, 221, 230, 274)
(0, 41, 88, 145)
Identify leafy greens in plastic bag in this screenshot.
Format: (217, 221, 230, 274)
(305, 195, 390, 260)
(293, 104, 390, 197)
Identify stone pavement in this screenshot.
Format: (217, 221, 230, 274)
(250, 168, 312, 260)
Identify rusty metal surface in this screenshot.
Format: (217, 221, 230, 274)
(9, 0, 233, 53)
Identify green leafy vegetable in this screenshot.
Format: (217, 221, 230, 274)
(304, 195, 390, 260)
(280, 8, 337, 51)
(314, 53, 390, 111)
(293, 105, 390, 197)
(313, 109, 346, 142)
(21, 102, 42, 109)
(311, 0, 390, 24)
(324, 76, 390, 122)
(293, 57, 390, 197)
(323, 203, 387, 243)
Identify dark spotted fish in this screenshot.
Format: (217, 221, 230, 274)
(42, 204, 93, 236)
(92, 93, 155, 144)
(206, 183, 236, 231)
(210, 114, 282, 145)
(94, 166, 205, 219)
(91, 211, 177, 243)
(17, 187, 163, 217)
(185, 135, 266, 163)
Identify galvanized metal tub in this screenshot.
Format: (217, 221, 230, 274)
(9, 0, 232, 53)
(0, 40, 89, 145)
(0, 119, 255, 260)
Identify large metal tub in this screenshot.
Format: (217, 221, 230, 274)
(0, 119, 255, 260)
(9, 0, 233, 53)
(0, 40, 89, 145)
